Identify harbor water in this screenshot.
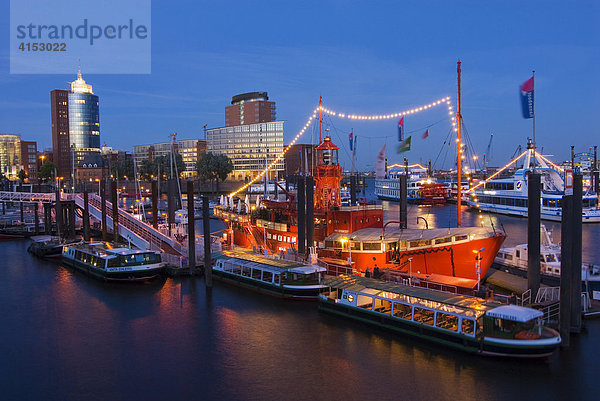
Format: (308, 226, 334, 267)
(2, 187, 599, 400)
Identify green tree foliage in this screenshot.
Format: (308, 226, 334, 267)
(195, 153, 233, 184)
(17, 169, 27, 182)
(110, 159, 134, 180)
(139, 153, 186, 180)
(38, 161, 58, 181)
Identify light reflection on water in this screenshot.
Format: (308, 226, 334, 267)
(2, 183, 598, 400)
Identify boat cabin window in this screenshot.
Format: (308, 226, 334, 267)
(392, 303, 412, 320)
(410, 240, 431, 248)
(262, 271, 273, 283)
(413, 307, 434, 325)
(434, 237, 451, 245)
(357, 294, 374, 310)
(373, 298, 392, 315)
(493, 318, 516, 333)
(516, 250, 520, 258)
(251, 268, 262, 280)
(435, 313, 459, 331)
(454, 235, 468, 242)
(324, 240, 336, 249)
(461, 318, 475, 336)
(107, 257, 119, 268)
(545, 254, 556, 263)
(274, 274, 280, 285)
(232, 263, 242, 275)
(241, 266, 251, 277)
(362, 242, 382, 251)
(121, 253, 161, 266)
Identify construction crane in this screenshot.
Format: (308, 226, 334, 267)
(483, 132, 493, 171)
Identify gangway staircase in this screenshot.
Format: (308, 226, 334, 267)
(73, 193, 221, 265)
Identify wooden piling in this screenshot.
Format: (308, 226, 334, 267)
(527, 172, 541, 297)
(151, 179, 158, 229)
(571, 173, 583, 332)
(559, 194, 572, 347)
(187, 180, 195, 273)
(306, 176, 314, 252)
(297, 175, 306, 256)
(100, 179, 107, 241)
(167, 178, 175, 237)
(350, 174, 357, 205)
(111, 180, 119, 243)
(83, 190, 90, 241)
(67, 202, 75, 239)
(34, 202, 39, 234)
(399, 174, 408, 229)
(43, 203, 51, 234)
(203, 195, 212, 287)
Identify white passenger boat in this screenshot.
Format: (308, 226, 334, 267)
(320, 275, 561, 358)
(62, 243, 164, 281)
(213, 251, 328, 299)
(494, 225, 600, 292)
(467, 143, 600, 222)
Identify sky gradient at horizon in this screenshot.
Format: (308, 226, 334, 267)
(1, 0, 598, 171)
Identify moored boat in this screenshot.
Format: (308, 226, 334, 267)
(213, 251, 327, 299)
(28, 235, 78, 259)
(467, 142, 600, 222)
(319, 226, 505, 282)
(61, 243, 164, 282)
(319, 275, 561, 358)
(494, 225, 600, 292)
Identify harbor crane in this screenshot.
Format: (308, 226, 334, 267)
(483, 132, 493, 171)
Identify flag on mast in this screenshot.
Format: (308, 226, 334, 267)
(349, 131, 354, 151)
(375, 144, 386, 178)
(397, 136, 411, 154)
(422, 129, 429, 139)
(398, 117, 405, 141)
(520, 76, 534, 119)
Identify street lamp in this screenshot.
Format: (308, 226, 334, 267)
(408, 257, 413, 286)
(472, 248, 486, 292)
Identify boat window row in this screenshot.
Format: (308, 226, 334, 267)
(484, 182, 515, 191)
(326, 234, 473, 253)
(266, 232, 296, 243)
(476, 195, 528, 207)
(221, 261, 282, 285)
(350, 292, 476, 335)
(74, 250, 106, 269)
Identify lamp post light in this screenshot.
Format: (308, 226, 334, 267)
(408, 257, 413, 286)
(473, 248, 486, 292)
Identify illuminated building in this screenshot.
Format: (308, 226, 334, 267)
(51, 69, 100, 181)
(0, 134, 22, 179)
(133, 139, 206, 178)
(225, 92, 276, 127)
(206, 121, 284, 181)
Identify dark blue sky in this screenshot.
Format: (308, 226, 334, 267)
(1, 0, 599, 171)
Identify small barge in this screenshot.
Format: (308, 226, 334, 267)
(28, 235, 77, 259)
(319, 275, 561, 358)
(213, 252, 327, 299)
(61, 243, 164, 282)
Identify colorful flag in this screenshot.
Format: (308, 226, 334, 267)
(422, 129, 429, 139)
(376, 144, 386, 178)
(397, 136, 411, 154)
(349, 131, 354, 151)
(398, 117, 405, 141)
(520, 76, 534, 119)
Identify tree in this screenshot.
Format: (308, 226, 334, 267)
(17, 169, 27, 182)
(195, 153, 233, 193)
(38, 161, 57, 182)
(110, 159, 134, 180)
(138, 153, 186, 181)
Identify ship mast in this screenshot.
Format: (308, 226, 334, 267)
(319, 96, 323, 144)
(457, 61, 462, 227)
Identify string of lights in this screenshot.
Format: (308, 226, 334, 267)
(228, 96, 454, 197)
(467, 150, 529, 192)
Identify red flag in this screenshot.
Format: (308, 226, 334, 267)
(422, 129, 429, 139)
